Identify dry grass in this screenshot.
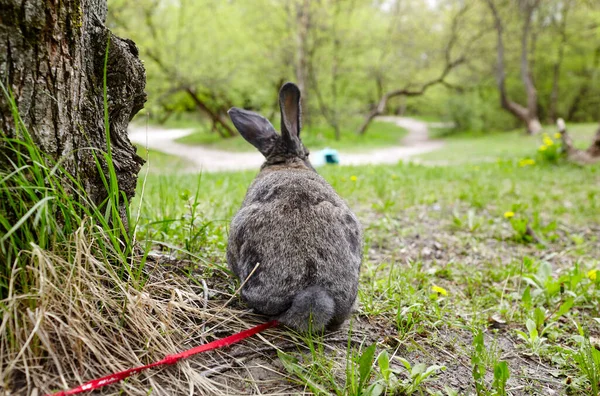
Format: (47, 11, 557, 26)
(0, 223, 293, 395)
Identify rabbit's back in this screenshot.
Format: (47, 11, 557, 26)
(227, 169, 362, 323)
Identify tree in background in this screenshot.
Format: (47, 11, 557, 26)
(485, 0, 542, 134)
(107, 0, 600, 138)
(109, 0, 294, 137)
(357, 2, 481, 135)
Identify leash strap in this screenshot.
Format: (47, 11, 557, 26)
(47, 320, 278, 395)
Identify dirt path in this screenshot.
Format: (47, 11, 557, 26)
(128, 117, 443, 172)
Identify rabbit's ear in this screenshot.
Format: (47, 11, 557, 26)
(228, 107, 278, 156)
(279, 82, 302, 150)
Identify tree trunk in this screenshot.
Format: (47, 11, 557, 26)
(519, 1, 541, 134)
(557, 119, 600, 164)
(486, 0, 542, 135)
(586, 123, 600, 158)
(0, 0, 146, 227)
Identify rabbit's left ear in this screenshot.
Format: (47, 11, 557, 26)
(279, 82, 302, 150)
(228, 107, 278, 156)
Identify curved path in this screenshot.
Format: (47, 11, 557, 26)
(128, 117, 443, 172)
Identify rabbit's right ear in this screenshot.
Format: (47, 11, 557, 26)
(228, 107, 279, 156)
(279, 82, 302, 152)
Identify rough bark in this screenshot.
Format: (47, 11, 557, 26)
(486, 0, 542, 135)
(557, 119, 600, 164)
(0, 0, 146, 226)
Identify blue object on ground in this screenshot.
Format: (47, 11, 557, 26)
(312, 148, 339, 167)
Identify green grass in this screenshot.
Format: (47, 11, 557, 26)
(420, 122, 598, 164)
(0, 63, 143, 301)
(133, 140, 600, 394)
(174, 120, 408, 152)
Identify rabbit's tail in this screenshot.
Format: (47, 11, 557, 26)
(277, 286, 335, 332)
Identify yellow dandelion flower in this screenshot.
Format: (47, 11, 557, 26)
(543, 137, 554, 146)
(431, 285, 448, 296)
(588, 269, 597, 281)
(504, 211, 515, 218)
(539, 145, 547, 151)
(519, 158, 536, 167)
(350, 175, 358, 182)
(554, 133, 562, 139)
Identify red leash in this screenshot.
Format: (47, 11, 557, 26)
(47, 320, 278, 395)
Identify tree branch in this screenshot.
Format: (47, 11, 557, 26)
(357, 5, 469, 135)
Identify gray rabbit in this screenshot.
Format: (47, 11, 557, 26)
(226, 82, 362, 332)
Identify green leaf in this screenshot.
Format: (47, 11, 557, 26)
(411, 363, 426, 377)
(473, 329, 485, 353)
(526, 319, 537, 334)
(534, 307, 545, 329)
(515, 330, 528, 342)
(358, 343, 377, 388)
(396, 357, 412, 371)
(537, 261, 552, 282)
(555, 298, 574, 319)
(365, 383, 384, 396)
(526, 319, 538, 341)
(522, 285, 531, 307)
(523, 256, 535, 272)
(493, 361, 510, 395)
(493, 361, 509, 381)
(377, 350, 390, 383)
(423, 364, 445, 379)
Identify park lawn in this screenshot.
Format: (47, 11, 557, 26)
(174, 120, 408, 152)
(9, 119, 598, 395)
(132, 145, 600, 394)
(418, 122, 599, 164)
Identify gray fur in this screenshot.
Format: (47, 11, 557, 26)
(227, 82, 363, 333)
